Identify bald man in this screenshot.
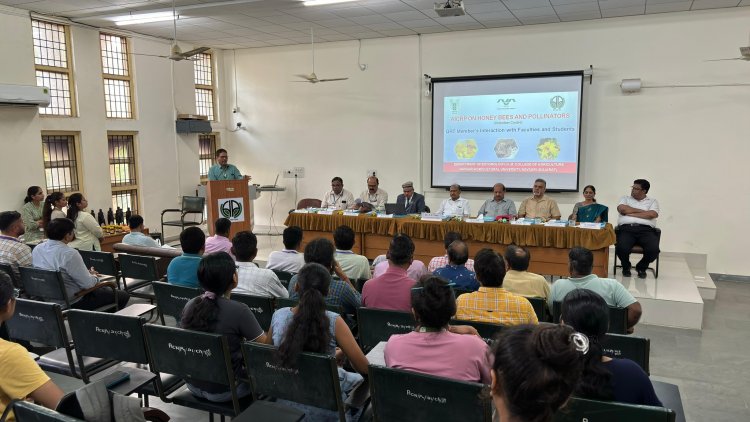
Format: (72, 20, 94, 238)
(477, 183, 517, 218)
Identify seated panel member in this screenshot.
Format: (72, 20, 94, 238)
(321, 177, 355, 210)
(122, 214, 160, 248)
(356, 176, 388, 212)
(437, 184, 470, 217)
(518, 178, 561, 222)
(615, 179, 660, 279)
(266, 226, 305, 273)
(570, 185, 608, 223)
(396, 181, 425, 214)
(477, 183, 517, 218)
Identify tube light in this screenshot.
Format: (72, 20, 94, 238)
(114, 12, 176, 26)
(303, 0, 358, 6)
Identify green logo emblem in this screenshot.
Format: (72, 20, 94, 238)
(220, 200, 242, 219)
(497, 98, 515, 106)
(550, 96, 565, 111)
(449, 99, 460, 114)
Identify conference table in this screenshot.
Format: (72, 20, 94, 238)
(284, 213, 616, 277)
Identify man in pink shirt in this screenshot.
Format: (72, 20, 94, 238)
(203, 218, 234, 258)
(362, 234, 417, 311)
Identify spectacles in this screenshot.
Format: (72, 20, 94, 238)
(630, 186, 644, 191)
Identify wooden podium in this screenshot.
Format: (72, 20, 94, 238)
(206, 179, 253, 238)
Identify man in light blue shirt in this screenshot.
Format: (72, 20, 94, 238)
(477, 183, 517, 218)
(122, 215, 159, 248)
(167, 226, 205, 288)
(208, 148, 247, 181)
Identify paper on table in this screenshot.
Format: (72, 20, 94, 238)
(365, 341, 387, 367)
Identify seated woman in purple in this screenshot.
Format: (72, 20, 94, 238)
(384, 275, 490, 383)
(562, 288, 662, 406)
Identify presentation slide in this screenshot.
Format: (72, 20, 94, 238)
(431, 72, 584, 191)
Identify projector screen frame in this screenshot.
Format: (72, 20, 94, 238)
(430, 70, 586, 193)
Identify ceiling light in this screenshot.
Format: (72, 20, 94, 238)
(113, 12, 175, 26)
(303, 0, 358, 6)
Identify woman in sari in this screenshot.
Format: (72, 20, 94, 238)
(570, 185, 608, 223)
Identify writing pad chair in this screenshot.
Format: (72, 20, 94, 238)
(118, 254, 160, 300)
(552, 301, 629, 335)
(77, 250, 120, 288)
(230, 293, 274, 331)
(144, 324, 250, 421)
(450, 319, 505, 345)
(5, 299, 111, 379)
(12, 400, 84, 422)
(66, 310, 183, 406)
(525, 296, 549, 322)
(19, 267, 119, 312)
(357, 308, 415, 353)
(601, 333, 651, 374)
(0, 262, 21, 289)
(554, 396, 675, 422)
(242, 343, 347, 422)
(160, 196, 205, 241)
(271, 270, 295, 288)
(613, 227, 661, 278)
(368, 365, 492, 422)
(152, 281, 201, 326)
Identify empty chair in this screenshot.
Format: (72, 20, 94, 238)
(356, 308, 415, 353)
(554, 397, 675, 422)
(160, 196, 205, 241)
(118, 254, 161, 300)
(230, 293, 274, 331)
(77, 250, 119, 287)
(19, 267, 119, 312)
(152, 281, 201, 325)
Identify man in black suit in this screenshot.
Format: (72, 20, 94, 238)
(396, 181, 426, 214)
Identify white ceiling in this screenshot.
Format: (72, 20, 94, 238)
(2, 0, 748, 49)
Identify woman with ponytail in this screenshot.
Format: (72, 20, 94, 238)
(42, 192, 67, 229)
(270, 262, 368, 421)
(180, 252, 267, 402)
(20, 186, 45, 242)
(65, 193, 103, 251)
(561, 289, 662, 406)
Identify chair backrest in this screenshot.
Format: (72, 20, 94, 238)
(450, 319, 504, 344)
(271, 270, 295, 283)
(274, 297, 343, 315)
(231, 293, 274, 331)
(152, 281, 201, 322)
(18, 267, 69, 307)
(554, 396, 675, 422)
(182, 196, 206, 213)
(525, 296, 548, 322)
(357, 308, 415, 353)
(5, 299, 69, 349)
(77, 250, 118, 277)
(368, 365, 492, 422)
(13, 401, 84, 422)
(118, 254, 160, 281)
(242, 342, 345, 421)
(354, 278, 368, 293)
(296, 198, 322, 209)
(552, 301, 628, 334)
(452, 287, 473, 298)
(0, 263, 21, 288)
(67, 309, 149, 367)
(601, 333, 650, 374)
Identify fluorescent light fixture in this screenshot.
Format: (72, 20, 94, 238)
(303, 0, 358, 6)
(113, 12, 175, 26)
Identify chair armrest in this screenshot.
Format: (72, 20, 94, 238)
(161, 208, 181, 216)
(75, 281, 119, 309)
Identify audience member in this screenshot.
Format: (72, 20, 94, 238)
(66, 193, 103, 251)
(570, 185, 608, 223)
(455, 248, 537, 325)
(0, 271, 65, 419)
(362, 234, 417, 311)
(616, 179, 660, 279)
(477, 183, 517, 218)
(396, 181, 425, 214)
(518, 178, 561, 222)
(371, 253, 427, 281)
(490, 324, 585, 422)
(437, 184, 470, 217)
(433, 240, 479, 291)
(20, 186, 45, 243)
(502, 245, 550, 300)
(0, 211, 32, 283)
(41, 192, 67, 229)
(385, 275, 490, 383)
(427, 231, 474, 272)
(266, 226, 305, 273)
(204, 218, 233, 258)
(549, 247, 642, 333)
(232, 231, 288, 298)
(122, 215, 160, 248)
(333, 225, 370, 281)
(270, 263, 368, 420)
(356, 176, 388, 212)
(321, 177, 355, 210)
(181, 252, 266, 402)
(562, 289, 662, 406)
(166, 226, 205, 288)
(32, 218, 129, 310)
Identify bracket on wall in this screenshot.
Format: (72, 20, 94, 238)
(583, 65, 594, 85)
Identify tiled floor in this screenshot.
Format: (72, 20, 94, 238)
(149, 234, 750, 421)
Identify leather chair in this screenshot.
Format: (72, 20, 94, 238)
(160, 196, 205, 241)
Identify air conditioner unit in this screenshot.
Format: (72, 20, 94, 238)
(434, 0, 465, 17)
(0, 84, 51, 107)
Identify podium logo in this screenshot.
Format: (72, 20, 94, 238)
(220, 200, 242, 219)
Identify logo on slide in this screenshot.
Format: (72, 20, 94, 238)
(550, 96, 565, 111)
(220, 200, 242, 219)
(449, 99, 460, 114)
(496, 98, 516, 109)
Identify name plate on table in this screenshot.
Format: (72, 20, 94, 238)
(292, 209, 308, 214)
(377, 214, 394, 218)
(342, 210, 360, 216)
(318, 210, 334, 215)
(579, 222, 605, 230)
(421, 213, 443, 222)
(465, 216, 485, 224)
(512, 218, 536, 225)
(544, 220, 568, 227)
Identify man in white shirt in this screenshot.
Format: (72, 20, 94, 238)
(616, 179, 660, 279)
(356, 176, 388, 212)
(333, 225, 371, 281)
(437, 184, 470, 217)
(321, 177, 355, 210)
(232, 231, 288, 298)
(266, 226, 305, 273)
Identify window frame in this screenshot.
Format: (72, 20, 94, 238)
(193, 51, 216, 122)
(107, 131, 140, 214)
(32, 19, 77, 117)
(99, 33, 136, 119)
(199, 133, 219, 184)
(41, 131, 83, 194)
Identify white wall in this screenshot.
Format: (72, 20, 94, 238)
(224, 7, 750, 275)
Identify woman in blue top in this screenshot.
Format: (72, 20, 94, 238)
(569, 185, 608, 223)
(561, 289, 662, 406)
(269, 262, 368, 421)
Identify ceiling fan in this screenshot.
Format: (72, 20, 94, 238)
(132, 0, 210, 61)
(293, 29, 348, 83)
(705, 46, 750, 62)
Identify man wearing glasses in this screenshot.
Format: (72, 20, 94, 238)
(616, 179, 660, 279)
(396, 181, 425, 214)
(321, 177, 354, 210)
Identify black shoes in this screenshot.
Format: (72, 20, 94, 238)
(637, 269, 647, 279)
(622, 267, 632, 277)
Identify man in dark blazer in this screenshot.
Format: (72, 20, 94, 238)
(396, 181, 426, 214)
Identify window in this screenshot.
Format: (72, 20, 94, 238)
(199, 134, 217, 181)
(32, 19, 75, 116)
(108, 133, 139, 214)
(100, 33, 134, 119)
(42, 133, 80, 192)
(193, 52, 215, 121)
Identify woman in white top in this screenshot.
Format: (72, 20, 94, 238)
(42, 192, 68, 230)
(20, 186, 45, 242)
(66, 193, 103, 251)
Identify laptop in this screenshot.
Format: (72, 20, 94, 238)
(385, 203, 406, 215)
(260, 174, 279, 188)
